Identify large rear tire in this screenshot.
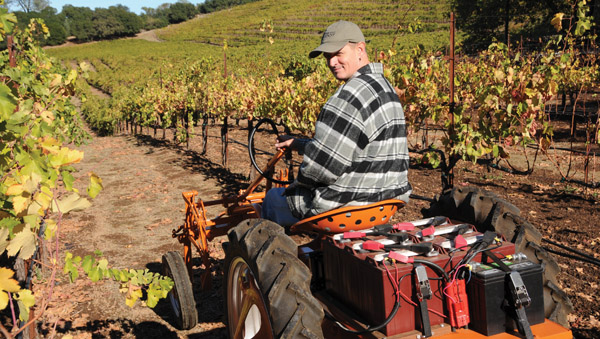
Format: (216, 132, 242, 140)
(422, 186, 573, 328)
(223, 218, 324, 339)
(162, 251, 198, 330)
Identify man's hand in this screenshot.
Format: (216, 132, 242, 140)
(275, 135, 297, 151)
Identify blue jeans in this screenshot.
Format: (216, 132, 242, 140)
(261, 187, 300, 227)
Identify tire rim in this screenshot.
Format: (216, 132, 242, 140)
(164, 265, 182, 319)
(227, 257, 274, 339)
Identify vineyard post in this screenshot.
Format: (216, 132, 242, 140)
(504, 0, 510, 53)
(7, 35, 16, 67)
(222, 46, 229, 167)
(448, 12, 456, 188)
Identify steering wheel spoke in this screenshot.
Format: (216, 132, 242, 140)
(248, 118, 297, 186)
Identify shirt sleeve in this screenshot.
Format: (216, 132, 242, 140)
(295, 85, 366, 188)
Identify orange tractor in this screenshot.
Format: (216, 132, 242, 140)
(162, 119, 573, 339)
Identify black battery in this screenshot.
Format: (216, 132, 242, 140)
(466, 259, 545, 336)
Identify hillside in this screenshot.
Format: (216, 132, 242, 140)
(48, 0, 453, 69)
(157, 0, 451, 52)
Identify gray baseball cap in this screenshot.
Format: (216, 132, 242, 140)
(309, 20, 365, 58)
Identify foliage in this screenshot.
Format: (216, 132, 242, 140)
(0, 11, 172, 333)
(64, 251, 173, 308)
(198, 0, 260, 14)
(62, 5, 95, 42)
(12, 7, 65, 45)
(451, 0, 572, 52)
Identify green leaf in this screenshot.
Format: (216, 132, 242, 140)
(0, 11, 17, 38)
(493, 145, 499, 158)
(81, 255, 94, 274)
(88, 267, 101, 282)
(15, 289, 35, 321)
(146, 288, 160, 308)
(61, 170, 75, 191)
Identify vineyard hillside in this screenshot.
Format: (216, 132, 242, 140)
(47, 0, 453, 73)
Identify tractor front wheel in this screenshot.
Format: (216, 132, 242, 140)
(223, 218, 324, 339)
(162, 251, 198, 330)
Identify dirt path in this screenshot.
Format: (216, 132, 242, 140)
(45, 133, 231, 338)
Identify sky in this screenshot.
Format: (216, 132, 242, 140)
(44, 1, 202, 15)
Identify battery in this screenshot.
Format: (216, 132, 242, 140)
(466, 259, 545, 336)
(322, 235, 453, 336)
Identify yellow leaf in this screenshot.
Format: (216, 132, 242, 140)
(52, 193, 91, 214)
(49, 74, 62, 88)
(494, 69, 505, 82)
(5, 184, 23, 196)
(0, 227, 9, 253)
(40, 136, 60, 152)
(15, 289, 35, 321)
(12, 195, 29, 214)
(44, 218, 57, 240)
(50, 148, 83, 168)
(41, 110, 54, 124)
(87, 172, 103, 199)
(551, 13, 564, 32)
(6, 227, 36, 259)
(0, 292, 8, 310)
(0, 268, 20, 293)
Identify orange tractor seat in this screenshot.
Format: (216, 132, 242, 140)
(290, 199, 406, 234)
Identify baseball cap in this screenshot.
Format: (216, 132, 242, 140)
(309, 20, 365, 58)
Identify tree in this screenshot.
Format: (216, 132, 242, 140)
(5, 0, 48, 12)
(107, 5, 142, 36)
(62, 5, 95, 41)
(451, 0, 571, 52)
(167, 2, 197, 24)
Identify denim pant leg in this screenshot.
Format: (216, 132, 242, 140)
(261, 187, 300, 227)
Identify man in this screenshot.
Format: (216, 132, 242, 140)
(262, 20, 412, 226)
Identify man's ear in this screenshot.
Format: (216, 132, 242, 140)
(357, 41, 365, 54)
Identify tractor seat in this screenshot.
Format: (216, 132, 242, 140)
(290, 199, 406, 234)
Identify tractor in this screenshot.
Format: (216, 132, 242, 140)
(162, 118, 573, 339)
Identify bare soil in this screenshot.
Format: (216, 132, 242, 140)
(35, 119, 600, 339)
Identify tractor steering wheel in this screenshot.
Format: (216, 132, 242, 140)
(248, 118, 296, 185)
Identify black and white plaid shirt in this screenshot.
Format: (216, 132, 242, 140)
(285, 63, 412, 218)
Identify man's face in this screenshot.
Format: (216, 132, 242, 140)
(324, 43, 362, 81)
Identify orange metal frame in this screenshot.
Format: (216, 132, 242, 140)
(171, 149, 288, 289)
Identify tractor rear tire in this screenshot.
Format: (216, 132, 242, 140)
(422, 186, 573, 328)
(223, 218, 324, 339)
(162, 251, 198, 330)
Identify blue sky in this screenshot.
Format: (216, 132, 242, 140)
(45, 1, 202, 15)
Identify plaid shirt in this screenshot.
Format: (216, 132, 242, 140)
(285, 63, 412, 218)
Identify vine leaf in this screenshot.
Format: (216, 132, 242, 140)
(87, 172, 103, 199)
(15, 289, 35, 321)
(6, 226, 36, 259)
(0, 267, 21, 310)
(551, 13, 564, 32)
(0, 227, 9, 253)
(0, 84, 16, 118)
(52, 193, 91, 214)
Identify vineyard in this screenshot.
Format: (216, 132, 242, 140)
(1, 0, 600, 338)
